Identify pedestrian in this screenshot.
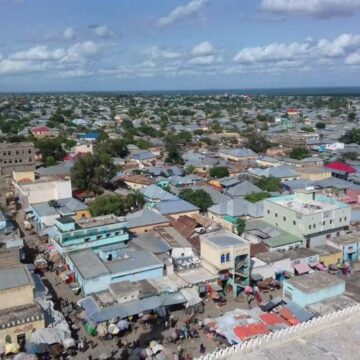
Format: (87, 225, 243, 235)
(200, 343, 206, 354)
(198, 319, 203, 329)
(177, 344, 183, 355)
(185, 353, 191, 360)
(87, 356, 93, 360)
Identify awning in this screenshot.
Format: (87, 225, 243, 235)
(293, 262, 311, 275)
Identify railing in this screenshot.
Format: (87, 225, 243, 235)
(195, 305, 360, 360)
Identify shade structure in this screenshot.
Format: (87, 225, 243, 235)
(108, 323, 120, 335)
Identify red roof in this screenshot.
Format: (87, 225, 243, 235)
(325, 162, 356, 173)
(233, 323, 269, 341)
(259, 313, 289, 327)
(287, 108, 299, 113)
(33, 126, 49, 133)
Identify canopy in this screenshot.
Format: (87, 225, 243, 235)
(293, 262, 311, 275)
(5, 343, 20, 355)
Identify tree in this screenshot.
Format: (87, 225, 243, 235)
(89, 195, 125, 216)
(255, 177, 282, 192)
(35, 138, 66, 162)
(44, 156, 56, 167)
(165, 143, 183, 164)
(71, 153, 116, 194)
(340, 129, 360, 144)
(96, 139, 128, 158)
(125, 190, 146, 211)
(185, 165, 196, 174)
(315, 122, 326, 129)
(244, 191, 270, 203)
(289, 147, 310, 160)
(236, 218, 246, 235)
(179, 189, 213, 212)
(209, 166, 229, 179)
(243, 130, 271, 153)
(340, 151, 358, 161)
(348, 112, 356, 122)
(301, 126, 315, 133)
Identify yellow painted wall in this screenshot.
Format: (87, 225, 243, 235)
(167, 210, 199, 220)
(74, 209, 91, 221)
(0, 285, 34, 310)
(320, 252, 343, 267)
(13, 170, 35, 182)
(0, 319, 45, 345)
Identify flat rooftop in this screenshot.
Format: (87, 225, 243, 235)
(0, 266, 33, 291)
(329, 232, 360, 245)
(285, 271, 344, 294)
(201, 230, 248, 248)
(76, 214, 126, 229)
(0, 142, 34, 149)
(269, 192, 349, 215)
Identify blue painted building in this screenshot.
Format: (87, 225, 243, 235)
(49, 215, 129, 254)
(327, 233, 360, 263)
(283, 271, 345, 308)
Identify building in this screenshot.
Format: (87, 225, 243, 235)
(31, 126, 58, 138)
(283, 271, 345, 307)
(30, 197, 90, 229)
(327, 233, 360, 262)
(325, 162, 356, 180)
(263, 189, 351, 248)
(67, 247, 164, 295)
(49, 215, 129, 254)
(310, 245, 343, 267)
(13, 176, 73, 208)
(200, 230, 250, 296)
(150, 199, 199, 220)
(127, 208, 169, 234)
(0, 142, 35, 175)
(219, 148, 258, 162)
(0, 266, 45, 345)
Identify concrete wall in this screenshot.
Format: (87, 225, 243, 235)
(13, 170, 35, 182)
(0, 285, 34, 310)
(73, 210, 91, 221)
(129, 222, 169, 235)
(166, 210, 199, 220)
(319, 251, 342, 267)
(251, 257, 292, 279)
(0, 319, 45, 345)
(283, 280, 345, 307)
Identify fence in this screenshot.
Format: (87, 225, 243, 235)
(196, 304, 360, 360)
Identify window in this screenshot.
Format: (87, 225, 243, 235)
(283, 216, 286, 221)
(275, 213, 278, 218)
(330, 220, 333, 224)
(293, 220, 296, 225)
(115, 231, 120, 236)
(96, 235, 102, 240)
(339, 218, 342, 222)
(336, 232, 340, 236)
(226, 253, 230, 262)
(345, 217, 347, 221)
(28, 149, 32, 154)
(81, 213, 86, 218)
(106, 233, 111, 238)
(326, 234, 331, 239)
(267, 210, 270, 214)
(85, 237, 90, 242)
(275, 223, 278, 227)
(220, 254, 226, 263)
(309, 225, 311, 229)
(313, 224, 316, 229)
(323, 221, 325, 226)
(16, 150, 19, 155)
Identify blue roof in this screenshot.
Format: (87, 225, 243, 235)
(154, 199, 199, 215)
(80, 132, 99, 139)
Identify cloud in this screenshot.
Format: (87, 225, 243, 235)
(318, 33, 360, 57)
(260, 0, 360, 19)
(62, 41, 100, 63)
(234, 41, 310, 63)
(191, 41, 215, 56)
(144, 46, 182, 59)
(0, 59, 46, 75)
(188, 54, 222, 65)
(93, 25, 113, 38)
(234, 34, 360, 64)
(11, 45, 66, 61)
(57, 69, 95, 78)
(63, 27, 75, 40)
(346, 52, 360, 64)
(157, 0, 209, 28)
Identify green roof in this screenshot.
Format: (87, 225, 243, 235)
(223, 215, 238, 224)
(263, 232, 302, 248)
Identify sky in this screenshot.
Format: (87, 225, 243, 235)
(1, 0, 360, 91)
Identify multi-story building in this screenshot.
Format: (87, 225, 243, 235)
(200, 230, 250, 297)
(0, 142, 35, 175)
(263, 189, 351, 248)
(13, 176, 72, 208)
(0, 265, 45, 345)
(49, 215, 129, 254)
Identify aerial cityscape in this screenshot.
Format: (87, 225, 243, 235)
(2, 1, 360, 360)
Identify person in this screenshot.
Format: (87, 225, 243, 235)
(177, 344, 183, 355)
(87, 356, 93, 360)
(198, 319, 203, 329)
(185, 354, 191, 360)
(200, 343, 206, 354)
